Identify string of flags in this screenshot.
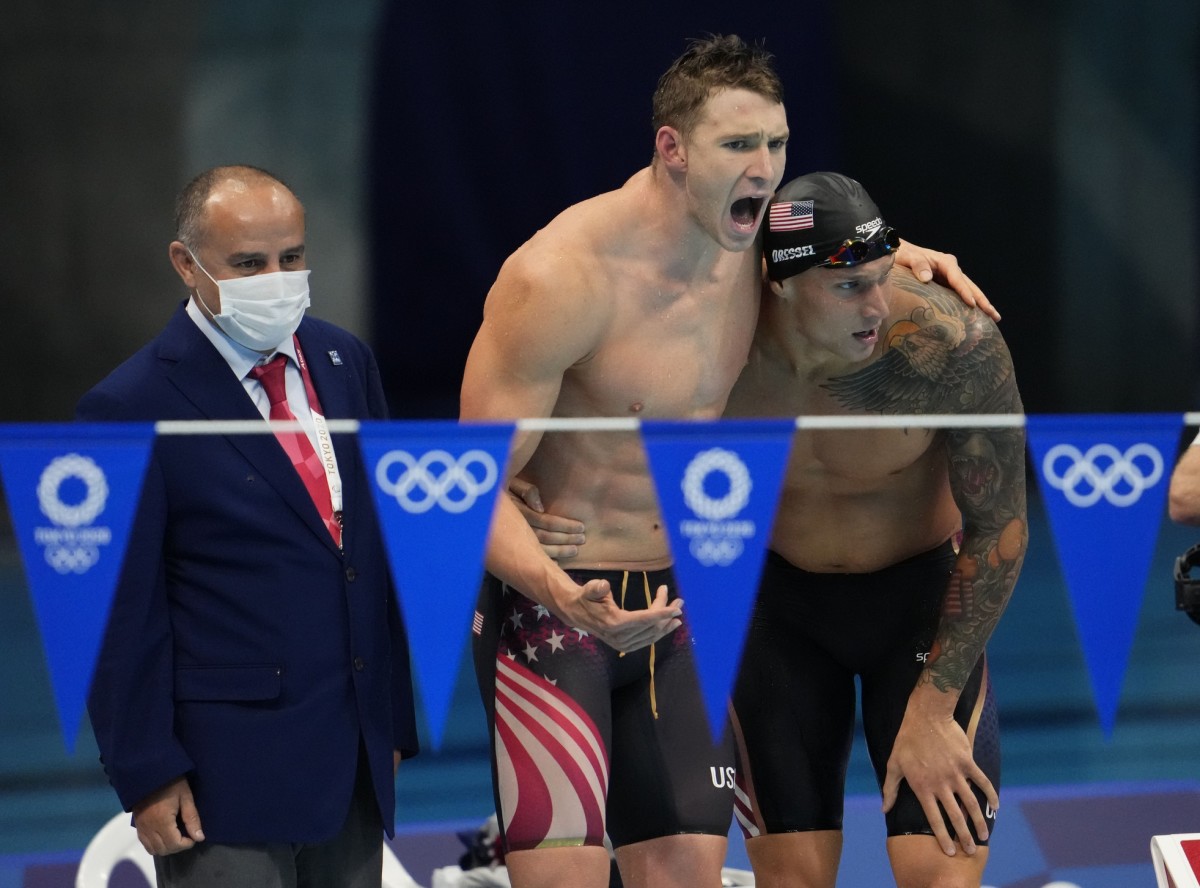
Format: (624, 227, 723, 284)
(0, 414, 1181, 751)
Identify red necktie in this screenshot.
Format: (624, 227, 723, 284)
(249, 355, 342, 547)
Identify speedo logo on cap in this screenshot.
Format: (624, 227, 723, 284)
(855, 217, 883, 238)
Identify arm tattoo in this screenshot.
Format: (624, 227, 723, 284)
(823, 273, 1027, 693)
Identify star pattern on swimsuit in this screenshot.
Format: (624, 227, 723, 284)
(497, 585, 571, 675)
(498, 589, 601, 671)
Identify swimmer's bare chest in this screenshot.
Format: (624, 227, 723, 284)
(562, 257, 760, 420)
(730, 369, 957, 570)
(525, 262, 760, 567)
(773, 430, 957, 572)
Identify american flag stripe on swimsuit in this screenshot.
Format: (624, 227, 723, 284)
(733, 777, 760, 839)
(494, 655, 609, 848)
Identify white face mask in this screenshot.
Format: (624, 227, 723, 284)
(190, 251, 311, 351)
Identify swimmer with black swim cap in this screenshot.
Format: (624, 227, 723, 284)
(763, 171, 901, 282)
(727, 170, 1026, 887)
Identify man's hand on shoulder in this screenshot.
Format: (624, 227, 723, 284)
(895, 239, 999, 322)
(132, 776, 205, 855)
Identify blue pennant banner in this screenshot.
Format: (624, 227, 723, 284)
(357, 420, 514, 749)
(1026, 413, 1179, 737)
(0, 423, 154, 751)
(641, 418, 794, 737)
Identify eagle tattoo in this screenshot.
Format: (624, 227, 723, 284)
(821, 280, 1015, 416)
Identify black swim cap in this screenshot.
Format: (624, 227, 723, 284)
(763, 172, 897, 282)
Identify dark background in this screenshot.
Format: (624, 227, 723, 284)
(1, 2, 1200, 870)
(1, 1, 1195, 422)
(365, 1, 1199, 419)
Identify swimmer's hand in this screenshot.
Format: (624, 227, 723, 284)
(505, 479, 680, 649)
(509, 478, 587, 560)
(558, 579, 682, 653)
(882, 686, 997, 858)
(895, 239, 1000, 322)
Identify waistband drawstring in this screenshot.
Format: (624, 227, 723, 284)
(618, 570, 659, 720)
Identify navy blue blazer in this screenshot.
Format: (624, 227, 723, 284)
(78, 304, 418, 844)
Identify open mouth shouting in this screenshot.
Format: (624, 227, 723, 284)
(730, 196, 765, 233)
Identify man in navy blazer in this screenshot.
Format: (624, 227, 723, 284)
(78, 165, 418, 887)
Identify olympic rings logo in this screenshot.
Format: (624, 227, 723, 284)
(1041, 442, 1164, 508)
(375, 448, 499, 514)
(45, 546, 101, 574)
(38, 454, 108, 527)
(681, 448, 752, 520)
(689, 537, 745, 567)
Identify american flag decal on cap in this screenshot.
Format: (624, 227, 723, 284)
(769, 200, 814, 232)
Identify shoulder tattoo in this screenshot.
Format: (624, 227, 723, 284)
(821, 276, 1019, 416)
